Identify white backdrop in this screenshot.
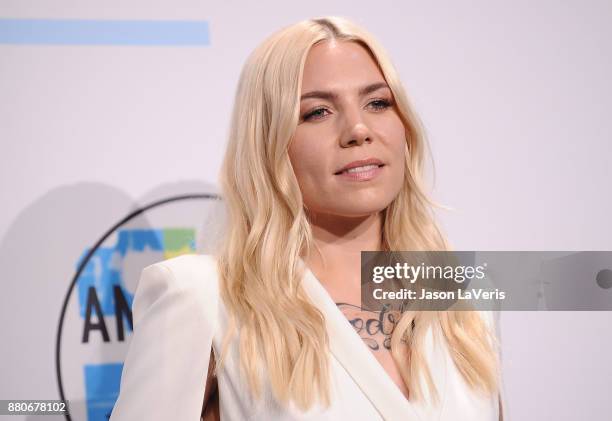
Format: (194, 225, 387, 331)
(1, 1, 611, 420)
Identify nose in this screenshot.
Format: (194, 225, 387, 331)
(339, 108, 373, 148)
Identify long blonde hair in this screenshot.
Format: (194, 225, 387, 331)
(216, 16, 500, 410)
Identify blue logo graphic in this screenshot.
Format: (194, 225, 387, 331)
(0, 19, 209, 45)
(77, 227, 195, 420)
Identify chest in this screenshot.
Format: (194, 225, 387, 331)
(336, 302, 411, 400)
(212, 298, 499, 421)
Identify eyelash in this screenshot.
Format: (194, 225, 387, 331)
(301, 98, 393, 122)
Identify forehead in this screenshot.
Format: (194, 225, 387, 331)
(301, 40, 386, 92)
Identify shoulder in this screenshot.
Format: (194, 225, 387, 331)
(477, 310, 494, 327)
(131, 253, 220, 323)
(152, 253, 219, 290)
(477, 310, 499, 334)
(475, 310, 501, 349)
(111, 254, 220, 420)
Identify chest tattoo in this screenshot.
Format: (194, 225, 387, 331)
(335, 302, 401, 351)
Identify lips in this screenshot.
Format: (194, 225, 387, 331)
(334, 158, 385, 175)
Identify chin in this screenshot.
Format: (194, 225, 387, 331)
(330, 202, 390, 218)
(342, 192, 397, 214)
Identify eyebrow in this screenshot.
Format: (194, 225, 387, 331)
(300, 82, 390, 101)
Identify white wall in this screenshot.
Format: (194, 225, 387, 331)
(1, 1, 611, 420)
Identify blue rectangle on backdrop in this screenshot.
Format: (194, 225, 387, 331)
(0, 18, 210, 45)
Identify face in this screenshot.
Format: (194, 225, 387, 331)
(288, 40, 407, 218)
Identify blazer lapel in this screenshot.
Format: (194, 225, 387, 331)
(299, 260, 426, 421)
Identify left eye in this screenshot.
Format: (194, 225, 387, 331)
(368, 99, 392, 110)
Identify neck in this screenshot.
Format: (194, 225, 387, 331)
(303, 210, 383, 304)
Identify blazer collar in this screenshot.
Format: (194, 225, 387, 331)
(298, 259, 438, 421)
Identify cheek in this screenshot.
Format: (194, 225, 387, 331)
(389, 124, 409, 175)
(380, 117, 408, 192)
(387, 116, 409, 154)
(288, 135, 328, 190)
(288, 132, 341, 212)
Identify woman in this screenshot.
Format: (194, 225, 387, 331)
(110, 16, 504, 421)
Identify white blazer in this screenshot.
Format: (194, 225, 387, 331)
(110, 254, 505, 421)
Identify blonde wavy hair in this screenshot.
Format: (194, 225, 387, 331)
(216, 16, 501, 410)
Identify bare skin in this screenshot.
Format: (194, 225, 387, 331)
(288, 39, 410, 400)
